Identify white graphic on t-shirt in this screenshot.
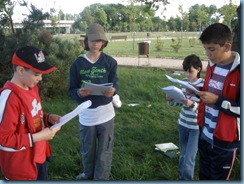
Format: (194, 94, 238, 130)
(31, 99, 41, 117)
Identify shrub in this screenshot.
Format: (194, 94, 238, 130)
(170, 38, 182, 53)
(189, 38, 196, 47)
(0, 30, 82, 96)
(155, 36, 163, 51)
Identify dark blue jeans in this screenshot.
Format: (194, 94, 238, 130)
(36, 161, 48, 180)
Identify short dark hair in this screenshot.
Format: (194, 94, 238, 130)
(199, 23, 232, 46)
(83, 37, 108, 51)
(182, 54, 202, 78)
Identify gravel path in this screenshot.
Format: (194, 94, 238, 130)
(114, 57, 208, 71)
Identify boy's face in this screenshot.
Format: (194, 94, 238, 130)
(202, 42, 230, 65)
(184, 66, 200, 82)
(88, 40, 104, 52)
(18, 67, 42, 89)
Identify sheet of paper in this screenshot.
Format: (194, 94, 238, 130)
(165, 74, 199, 92)
(161, 86, 185, 104)
(84, 81, 113, 95)
(50, 100, 92, 130)
(155, 142, 179, 152)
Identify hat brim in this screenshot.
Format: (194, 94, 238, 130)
(87, 34, 107, 41)
(12, 53, 56, 74)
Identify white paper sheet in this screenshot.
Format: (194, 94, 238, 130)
(50, 100, 92, 130)
(84, 81, 113, 95)
(161, 86, 185, 104)
(155, 142, 179, 152)
(165, 74, 199, 92)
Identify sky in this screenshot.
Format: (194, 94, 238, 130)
(12, 0, 240, 21)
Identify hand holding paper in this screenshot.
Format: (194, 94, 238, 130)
(162, 86, 186, 104)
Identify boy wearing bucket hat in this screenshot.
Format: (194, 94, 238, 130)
(68, 23, 119, 180)
(0, 45, 61, 180)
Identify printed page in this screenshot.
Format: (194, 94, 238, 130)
(165, 74, 199, 92)
(155, 142, 179, 152)
(50, 100, 92, 130)
(84, 81, 113, 95)
(161, 86, 185, 104)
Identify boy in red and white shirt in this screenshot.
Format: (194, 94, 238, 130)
(0, 46, 61, 180)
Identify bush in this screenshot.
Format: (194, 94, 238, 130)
(170, 38, 182, 53)
(0, 30, 82, 96)
(155, 36, 163, 51)
(189, 38, 196, 47)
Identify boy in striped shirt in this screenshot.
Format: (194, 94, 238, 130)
(197, 23, 240, 180)
(166, 54, 203, 180)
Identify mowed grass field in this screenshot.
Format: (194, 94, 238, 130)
(60, 31, 208, 60)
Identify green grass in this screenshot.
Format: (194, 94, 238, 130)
(104, 38, 206, 59)
(61, 31, 208, 60)
(42, 67, 240, 180)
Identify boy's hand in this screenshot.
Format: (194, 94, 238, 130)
(182, 99, 194, 107)
(103, 87, 115, 97)
(185, 88, 194, 95)
(48, 114, 61, 125)
(196, 91, 218, 104)
(186, 85, 199, 95)
(79, 88, 92, 97)
(166, 95, 174, 101)
(32, 127, 61, 142)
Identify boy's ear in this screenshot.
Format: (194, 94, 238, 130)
(16, 66, 25, 76)
(224, 42, 232, 52)
(197, 67, 201, 72)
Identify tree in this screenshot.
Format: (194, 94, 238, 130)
(19, 1, 49, 32)
(218, 0, 237, 29)
(130, 0, 240, 54)
(0, 0, 16, 34)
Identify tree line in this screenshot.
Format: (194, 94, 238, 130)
(0, 0, 238, 34)
(70, 2, 238, 33)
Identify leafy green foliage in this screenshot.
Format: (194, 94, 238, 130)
(155, 36, 164, 51)
(170, 37, 182, 53)
(0, 28, 82, 96)
(189, 38, 196, 47)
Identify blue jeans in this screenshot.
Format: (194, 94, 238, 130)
(178, 124, 199, 180)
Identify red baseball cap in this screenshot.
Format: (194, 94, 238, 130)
(12, 45, 56, 74)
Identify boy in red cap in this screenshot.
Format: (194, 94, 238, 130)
(0, 45, 61, 180)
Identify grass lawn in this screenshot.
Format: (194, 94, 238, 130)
(59, 31, 208, 60)
(41, 66, 240, 180)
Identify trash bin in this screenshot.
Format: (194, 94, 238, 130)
(147, 33, 150, 39)
(138, 42, 149, 56)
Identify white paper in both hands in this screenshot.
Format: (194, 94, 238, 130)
(50, 100, 92, 130)
(165, 74, 199, 92)
(161, 86, 186, 104)
(84, 81, 113, 95)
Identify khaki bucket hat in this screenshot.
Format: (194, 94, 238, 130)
(86, 23, 108, 41)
